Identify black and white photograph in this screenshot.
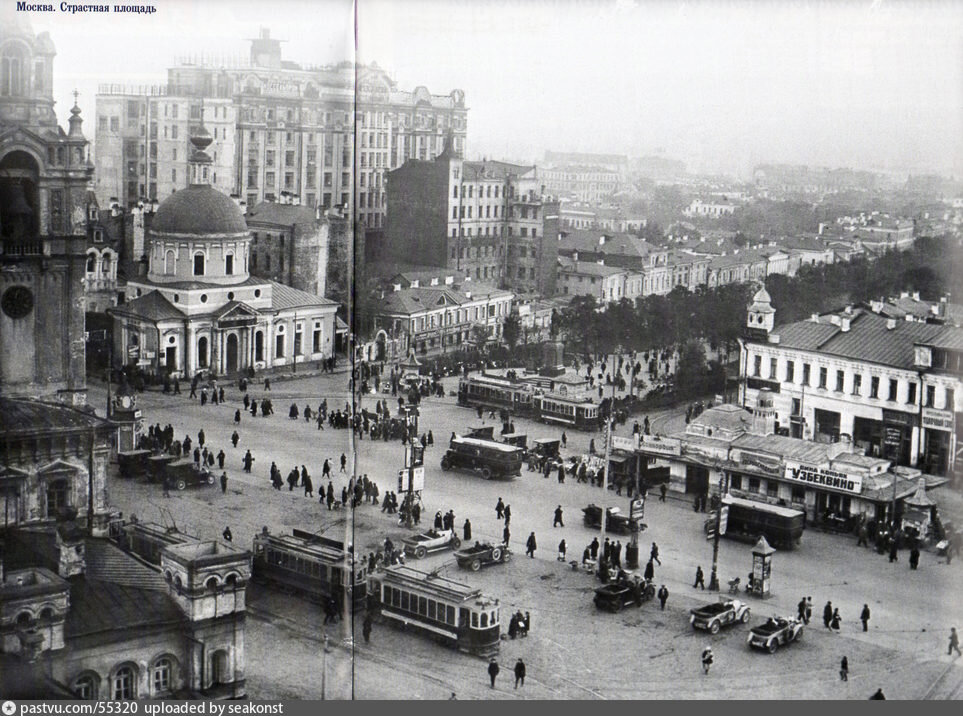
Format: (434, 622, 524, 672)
(0, 0, 962, 701)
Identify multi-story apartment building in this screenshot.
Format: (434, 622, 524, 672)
(739, 291, 963, 477)
(540, 164, 620, 203)
(95, 28, 467, 231)
(557, 258, 634, 304)
(381, 145, 559, 297)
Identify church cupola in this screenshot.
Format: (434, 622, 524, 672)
(747, 286, 775, 338)
(188, 123, 214, 186)
(67, 92, 85, 139)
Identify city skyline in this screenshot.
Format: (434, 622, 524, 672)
(29, 0, 963, 179)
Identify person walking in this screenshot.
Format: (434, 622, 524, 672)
(340, 453, 347, 473)
(701, 646, 713, 675)
(220, 471, 228, 494)
(503, 525, 511, 545)
(504, 504, 512, 526)
(463, 519, 472, 541)
(242, 450, 254, 473)
(553, 505, 564, 527)
(840, 656, 849, 682)
(949, 627, 962, 657)
(222, 526, 233, 542)
(860, 604, 871, 632)
(693, 565, 705, 589)
(831, 608, 842, 633)
(495, 497, 505, 520)
(557, 539, 567, 562)
(910, 546, 920, 570)
(303, 470, 313, 498)
(823, 601, 834, 629)
(657, 585, 669, 610)
(805, 597, 813, 625)
(888, 539, 899, 563)
(513, 658, 526, 689)
(234, 409, 241, 425)
(659, 483, 667, 502)
(526, 532, 537, 558)
(650, 542, 662, 565)
(590, 538, 599, 561)
(217, 449, 226, 469)
(231, 430, 239, 448)
(264, 378, 271, 391)
(488, 658, 500, 688)
(644, 558, 655, 581)
(198, 429, 205, 448)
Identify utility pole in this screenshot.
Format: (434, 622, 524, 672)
(598, 361, 618, 575)
(708, 470, 729, 591)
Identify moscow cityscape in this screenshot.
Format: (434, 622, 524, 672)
(1, 0, 962, 701)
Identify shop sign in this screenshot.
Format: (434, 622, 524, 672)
(639, 435, 681, 456)
(630, 498, 645, 520)
(883, 426, 903, 448)
(612, 435, 640, 452)
(784, 461, 862, 495)
(738, 451, 783, 476)
(882, 409, 916, 427)
(922, 407, 954, 432)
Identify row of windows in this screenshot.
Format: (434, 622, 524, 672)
(465, 383, 532, 405)
(729, 474, 810, 504)
(751, 354, 955, 408)
(382, 585, 497, 629)
(73, 658, 175, 700)
(262, 547, 350, 585)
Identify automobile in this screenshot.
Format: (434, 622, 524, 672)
(402, 529, 462, 559)
(440, 436, 524, 479)
(690, 598, 752, 634)
(454, 542, 512, 571)
(582, 504, 634, 534)
(593, 579, 656, 612)
(747, 615, 804, 653)
(117, 449, 151, 480)
(162, 459, 216, 491)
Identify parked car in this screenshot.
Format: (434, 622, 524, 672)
(690, 598, 751, 634)
(582, 504, 634, 534)
(162, 459, 215, 491)
(402, 529, 462, 559)
(593, 579, 656, 612)
(454, 542, 512, 571)
(747, 615, 804, 653)
(117, 449, 151, 480)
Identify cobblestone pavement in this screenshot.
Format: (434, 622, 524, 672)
(90, 372, 963, 699)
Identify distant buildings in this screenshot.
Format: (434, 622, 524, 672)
(540, 164, 620, 203)
(95, 28, 468, 231)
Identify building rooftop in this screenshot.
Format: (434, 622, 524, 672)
(0, 398, 110, 439)
(462, 160, 534, 181)
(246, 201, 319, 228)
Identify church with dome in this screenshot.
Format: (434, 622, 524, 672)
(109, 126, 338, 377)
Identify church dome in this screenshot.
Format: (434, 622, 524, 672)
(152, 185, 247, 237)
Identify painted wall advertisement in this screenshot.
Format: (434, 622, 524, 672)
(922, 407, 954, 432)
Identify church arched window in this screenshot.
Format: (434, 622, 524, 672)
(165, 250, 175, 274)
(193, 252, 205, 276)
(1, 44, 27, 97)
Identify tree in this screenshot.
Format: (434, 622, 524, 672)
(502, 312, 521, 352)
(470, 323, 489, 349)
(675, 341, 709, 400)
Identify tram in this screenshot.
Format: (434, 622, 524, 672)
(251, 527, 367, 611)
(367, 565, 501, 657)
(457, 374, 535, 416)
(109, 517, 195, 566)
(533, 393, 602, 431)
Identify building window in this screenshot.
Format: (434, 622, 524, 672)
(730, 475, 742, 491)
(785, 360, 795, 383)
(193, 253, 205, 276)
(46, 479, 69, 518)
(790, 486, 805, 503)
(852, 374, 862, 396)
(907, 382, 917, 404)
(112, 666, 136, 700)
(888, 378, 898, 401)
(835, 370, 845, 392)
(313, 327, 322, 353)
(753, 355, 761, 377)
(802, 363, 811, 386)
(275, 334, 284, 359)
(766, 481, 778, 497)
(926, 385, 936, 408)
(870, 376, 879, 399)
(946, 387, 955, 410)
(747, 477, 760, 493)
(225, 254, 234, 275)
(254, 331, 264, 362)
(769, 358, 777, 379)
(152, 658, 173, 694)
(73, 674, 98, 700)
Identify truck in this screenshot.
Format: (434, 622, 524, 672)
(705, 495, 805, 550)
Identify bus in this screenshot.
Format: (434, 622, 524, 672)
(705, 495, 805, 550)
(367, 564, 500, 657)
(533, 393, 602, 431)
(251, 527, 367, 611)
(457, 374, 535, 416)
(440, 436, 524, 479)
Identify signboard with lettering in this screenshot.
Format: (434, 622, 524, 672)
(737, 451, 784, 476)
(883, 409, 916, 427)
(639, 436, 682, 457)
(612, 435, 640, 452)
(922, 407, 954, 432)
(630, 498, 645, 520)
(784, 461, 862, 495)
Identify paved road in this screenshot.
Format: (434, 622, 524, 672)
(91, 372, 963, 699)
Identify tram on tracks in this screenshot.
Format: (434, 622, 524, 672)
(367, 565, 501, 657)
(108, 517, 196, 566)
(458, 374, 602, 431)
(533, 393, 602, 431)
(251, 527, 367, 611)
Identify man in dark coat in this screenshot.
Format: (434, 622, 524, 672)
(463, 519, 472, 541)
(513, 659, 526, 689)
(217, 449, 226, 469)
(909, 546, 920, 569)
(503, 504, 512, 525)
(553, 505, 564, 527)
(860, 604, 871, 632)
(242, 450, 254, 473)
(644, 559, 655, 581)
(693, 565, 705, 589)
(525, 532, 537, 558)
(487, 658, 500, 688)
(503, 525, 511, 545)
(495, 498, 505, 520)
(231, 430, 239, 448)
(824, 601, 834, 629)
(220, 471, 228, 494)
(657, 584, 669, 610)
(590, 537, 599, 560)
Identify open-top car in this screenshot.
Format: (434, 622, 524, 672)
(582, 504, 634, 534)
(593, 579, 656, 612)
(747, 615, 804, 653)
(690, 598, 751, 634)
(454, 542, 512, 571)
(402, 529, 462, 559)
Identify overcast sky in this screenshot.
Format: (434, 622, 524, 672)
(28, 0, 963, 179)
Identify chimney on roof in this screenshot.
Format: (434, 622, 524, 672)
(840, 316, 851, 332)
(810, 313, 820, 323)
(887, 318, 897, 330)
(912, 291, 920, 301)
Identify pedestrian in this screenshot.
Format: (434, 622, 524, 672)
(651, 542, 661, 565)
(222, 526, 232, 542)
(220, 471, 228, 494)
(504, 504, 511, 526)
(590, 537, 599, 561)
(910, 546, 920, 570)
(693, 565, 705, 589)
(322, 459, 331, 478)
(231, 430, 239, 448)
(463, 519, 472, 541)
(217, 449, 226, 469)
(264, 378, 271, 391)
(495, 497, 505, 520)
(701, 646, 713, 675)
(558, 539, 567, 561)
(162, 475, 171, 498)
(362, 613, 372, 644)
(503, 525, 511, 545)
(340, 453, 347, 473)
(869, 688, 886, 700)
(860, 604, 871, 632)
(806, 597, 813, 625)
(798, 597, 807, 623)
(488, 658, 499, 688)
(561, 431, 567, 448)
(659, 483, 667, 502)
(831, 608, 842, 632)
(242, 450, 254, 473)
(949, 627, 962, 657)
(513, 658, 526, 688)
(303, 469, 313, 498)
(553, 505, 564, 527)
(198, 429, 205, 447)
(526, 532, 537, 558)
(643, 558, 654, 581)
(823, 601, 834, 629)
(889, 539, 899, 563)
(218, 386, 225, 403)
(234, 409, 241, 425)
(840, 656, 849, 682)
